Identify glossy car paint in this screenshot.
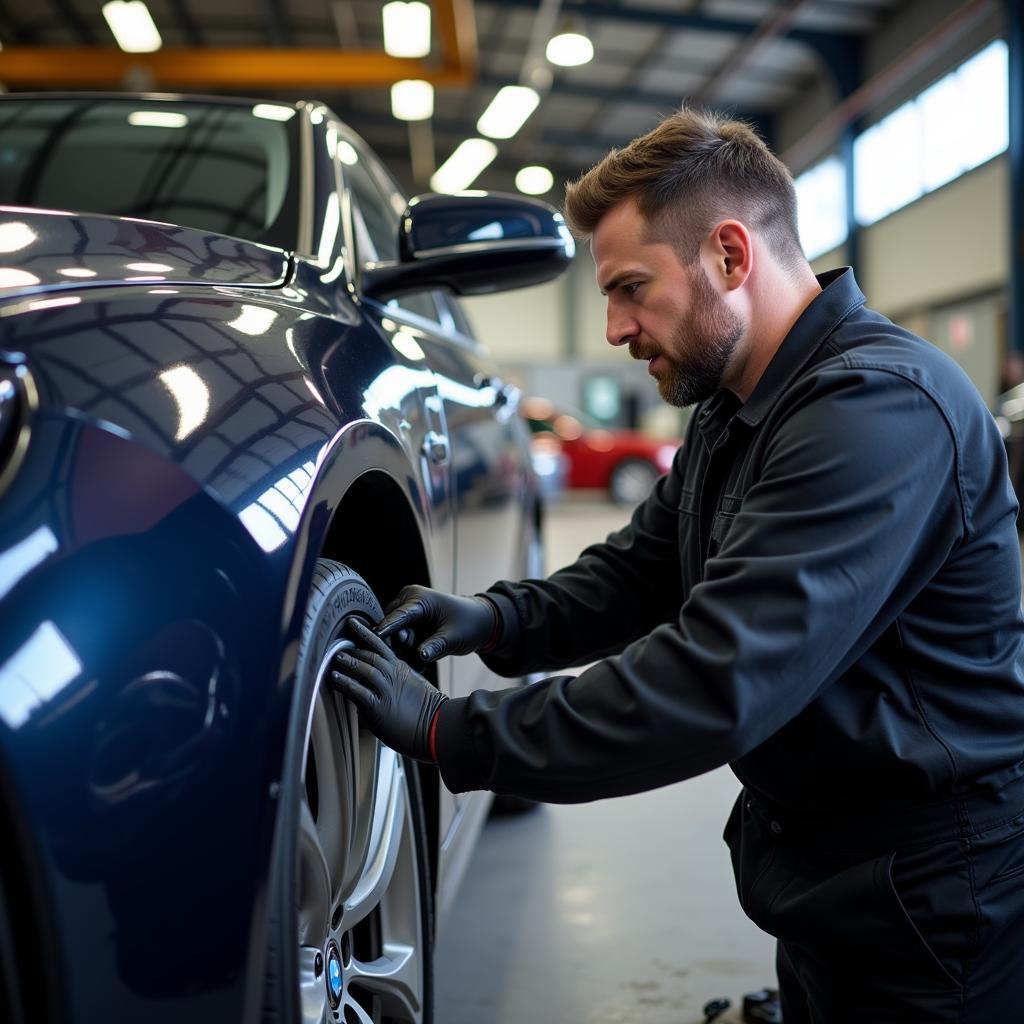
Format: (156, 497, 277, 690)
(0, 97, 568, 1022)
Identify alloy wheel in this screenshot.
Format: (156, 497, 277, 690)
(278, 560, 431, 1024)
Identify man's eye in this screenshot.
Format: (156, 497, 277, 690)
(624, 282, 641, 296)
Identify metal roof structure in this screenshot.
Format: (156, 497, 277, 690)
(0, 0, 999, 197)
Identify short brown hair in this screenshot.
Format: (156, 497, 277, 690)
(564, 107, 805, 269)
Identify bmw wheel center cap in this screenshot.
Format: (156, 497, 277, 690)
(326, 942, 343, 1008)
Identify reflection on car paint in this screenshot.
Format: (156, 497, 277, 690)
(0, 619, 82, 728)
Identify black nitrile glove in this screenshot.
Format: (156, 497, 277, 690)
(375, 585, 498, 662)
(331, 618, 448, 762)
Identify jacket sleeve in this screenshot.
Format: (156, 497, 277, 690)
(479, 431, 693, 678)
(435, 365, 968, 801)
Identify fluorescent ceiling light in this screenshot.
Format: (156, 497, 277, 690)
(102, 1, 162, 53)
(391, 80, 434, 121)
(383, 1, 431, 58)
(252, 103, 296, 122)
(546, 31, 594, 67)
(431, 139, 498, 194)
(477, 86, 540, 140)
(127, 110, 188, 128)
(516, 165, 554, 195)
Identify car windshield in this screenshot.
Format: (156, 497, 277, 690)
(0, 97, 300, 249)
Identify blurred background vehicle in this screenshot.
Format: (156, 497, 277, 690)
(521, 396, 681, 506)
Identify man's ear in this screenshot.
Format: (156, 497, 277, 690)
(707, 220, 752, 291)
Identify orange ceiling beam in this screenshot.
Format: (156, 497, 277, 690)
(0, 0, 477, 88)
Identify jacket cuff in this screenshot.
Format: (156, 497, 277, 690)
(434, 697, 489, 793)
(475, 591, 520, 659)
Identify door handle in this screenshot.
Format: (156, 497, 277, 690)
(422, 431, 450, 465)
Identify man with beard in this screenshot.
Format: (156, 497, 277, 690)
(332, 108, 1024, 1020)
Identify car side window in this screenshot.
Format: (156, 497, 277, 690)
(343, 152, 400, 263)
(337, 133, 442, 327)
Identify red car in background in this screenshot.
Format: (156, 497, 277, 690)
(522, 396, 681, 505)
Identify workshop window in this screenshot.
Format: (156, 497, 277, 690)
(795, 156, 847, 261)
(853, 38, 1008, 227)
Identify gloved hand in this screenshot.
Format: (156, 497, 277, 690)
(331, 618, 448, 762)
(375, 585, 498, 662)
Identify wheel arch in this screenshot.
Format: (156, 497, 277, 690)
(317, 469, 443, 905)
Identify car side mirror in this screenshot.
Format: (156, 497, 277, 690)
(361, 192, 575, 300)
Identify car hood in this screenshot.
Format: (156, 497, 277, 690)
(0, 206, 290, 299)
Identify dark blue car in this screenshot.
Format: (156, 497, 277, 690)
(0, 93, 573, 1024)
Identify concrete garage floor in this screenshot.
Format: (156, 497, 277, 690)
(434, 496, 776, 1024)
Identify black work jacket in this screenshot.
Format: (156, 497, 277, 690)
(435, 269, 1024, 816)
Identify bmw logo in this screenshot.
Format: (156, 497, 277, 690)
(326, 942, 343, 1009)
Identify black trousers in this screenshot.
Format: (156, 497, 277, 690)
(724, 786, 1024, 1022)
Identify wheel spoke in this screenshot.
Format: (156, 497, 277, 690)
(298, 945, 328, 1024)
(307, 685, 354, 901)
(343, 748, 405, 930)
(340, 990, 376, 1024)
(297, 800, 332, 945)
(348, 943, 421, 1022)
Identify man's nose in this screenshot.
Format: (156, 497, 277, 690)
(606, 310, 638, 348)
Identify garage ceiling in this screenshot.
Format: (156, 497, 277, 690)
(0, 0, 987, 198)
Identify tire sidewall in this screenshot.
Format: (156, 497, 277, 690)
(264, 559, 433, 1023)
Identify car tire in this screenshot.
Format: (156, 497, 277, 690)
(263, 559, 434, 1024)
(608, 458, 659, 506)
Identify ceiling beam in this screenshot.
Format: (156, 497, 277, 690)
(48, 0, 98, 45)
(0, 0, 38, 44)
(0, 0, 477, 87)
(0, 48, 471, 87)
(262, 0, 292, 47)
(479, 0, 861, 50)
(480, 70, 790, 110)
(694, 0, 810, 105)
(480, 0, 863, 96)
(165, 0, 203, 47)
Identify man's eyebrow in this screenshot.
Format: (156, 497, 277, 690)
(598, 270, 644, 296)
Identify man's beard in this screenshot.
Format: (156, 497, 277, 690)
(632, 266, 744, 408)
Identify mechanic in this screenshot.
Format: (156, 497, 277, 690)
(331, 107, 1024, 1021)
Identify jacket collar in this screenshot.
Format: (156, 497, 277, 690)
(734, 267, 866, 427)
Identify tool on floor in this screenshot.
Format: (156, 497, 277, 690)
(702, 987, 782, 1024)
(702, 996, 731, 1023)
(742, 988, 781, 1023)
